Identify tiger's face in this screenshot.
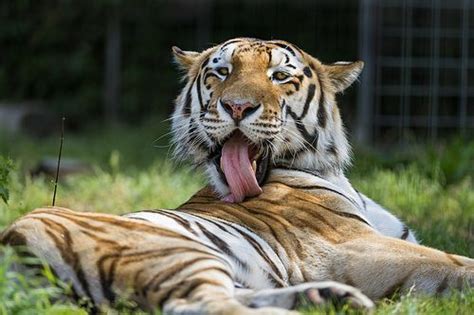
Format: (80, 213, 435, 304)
(171, 38, 363, 202)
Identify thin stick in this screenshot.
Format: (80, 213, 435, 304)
(52, 117, 65, 207)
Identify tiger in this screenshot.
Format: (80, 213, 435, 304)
(1, 38, 473, 315)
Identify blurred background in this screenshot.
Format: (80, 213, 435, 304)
(1, 0, 473, 144)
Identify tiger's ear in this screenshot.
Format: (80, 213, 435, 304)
(324, 61, 364, 93)
(172, 46, 200, 70)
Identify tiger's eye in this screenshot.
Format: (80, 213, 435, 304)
(217, 67, 229, 76)
(273, 71, 289, 81)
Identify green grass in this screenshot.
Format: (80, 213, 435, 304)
(0, 117, 473, 314)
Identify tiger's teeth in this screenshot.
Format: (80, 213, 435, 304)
(252, 160, 257, 173)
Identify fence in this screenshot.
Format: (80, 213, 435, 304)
(357, 0, 474, 144)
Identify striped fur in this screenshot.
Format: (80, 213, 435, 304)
(1, 38, 473, 314)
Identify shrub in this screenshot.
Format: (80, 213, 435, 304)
(0, 157, 13, 204)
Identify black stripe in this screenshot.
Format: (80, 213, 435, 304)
(286, 83, 318, 148)
(68, 246, 96, 301)
(316, 75, 327, 128)
(157, 211, 198, 236)
(233, 228, 285, 285)
(221, 39, 244, 49)
(250, 129, 279, 136)
(231, 203, 300, 252)
(382, 272, 413, 298)
(204, 72, 219, 82)
(330, 210, 371, 226)
(196, 73, 204, 110)
(401, 225, 409, 240)
(289, 115, 318, 149)
(35, 218, 95, 301)
(1, 230, 27, 247)
(273, 42, 297, 56)
(280, 146, 311, 161)
(303, 66, 313, 78)
(99, 247, 216, 304)
(147, 257, 224, 291)
(266, 176, 370, 226)
(267, 177, 356, 205)
(201, 57, 209, 69)
(300, 84, 316, 119)
(326, 141, 338, 156)
(271, 180, 370, 226)
(170, 278, 222, 302)
(186, 201, 287, 250)
(188, 118, 197, 141)
(195, 222, 250, 272)
(144, 257, 225, 306)
(355, 190, 367, 211)
(290, 43, 305, 57)
(104, 248, 228, 301)
(182, 83, 193, 116)
(436, 275, 450, 294)
(97, 252, 118, 303)
(182, 70, 200, 117)
(193, 215, 235, 235)
(128, 217, 149, 222)
(42, 209, 203, 243)
(187, 118, 208, 152)
(286, 80, 300, 91)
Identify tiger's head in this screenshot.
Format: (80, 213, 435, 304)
(171, 38, 363, 202)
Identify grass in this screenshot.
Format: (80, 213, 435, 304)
(0, 116, 473, 314)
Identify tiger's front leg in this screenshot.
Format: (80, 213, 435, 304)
(332, 235, 474, 299)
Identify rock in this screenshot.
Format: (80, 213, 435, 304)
(0, 102, 56, 137)
(31, 158, 91, 179)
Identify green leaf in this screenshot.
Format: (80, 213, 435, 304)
(0, 157, 14, 204)
(0, 187, 9, 204)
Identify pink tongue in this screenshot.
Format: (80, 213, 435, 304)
(220, 132, 262, 203)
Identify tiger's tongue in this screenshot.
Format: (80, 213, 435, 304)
(221, 132, 262, 203)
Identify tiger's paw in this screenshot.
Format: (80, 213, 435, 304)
(238, 281, 374, 311)
(294, 281, 374, 310)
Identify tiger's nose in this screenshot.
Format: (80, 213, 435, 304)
(221, 100, 261, 122)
